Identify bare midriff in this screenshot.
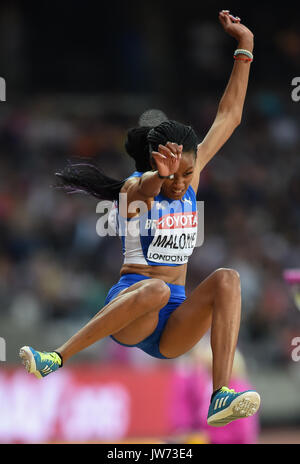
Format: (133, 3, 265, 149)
(120, 263, 187, 286)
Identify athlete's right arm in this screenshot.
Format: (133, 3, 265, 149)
(128, 172, 164, 199)
(119, 173, 164, 219)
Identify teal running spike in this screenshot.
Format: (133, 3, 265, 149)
(207, 386, 261, 427)
(19, 346, 62, 379)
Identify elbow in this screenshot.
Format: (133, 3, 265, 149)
(218, 108, 241, 130)
(151, 188, 161, 197)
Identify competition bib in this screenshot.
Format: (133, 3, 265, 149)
(147, 210, 198, 264)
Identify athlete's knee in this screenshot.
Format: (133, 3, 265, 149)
(213, 268, 241, 292)
(138, 279, 170, 308)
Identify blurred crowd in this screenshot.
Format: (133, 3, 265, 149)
(0, 85, 299, 369)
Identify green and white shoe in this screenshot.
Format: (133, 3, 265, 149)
(207, 386, 261, 427)
(19, 346, 62, 379)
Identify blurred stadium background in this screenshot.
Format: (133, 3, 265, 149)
(1, 0, 300, 444)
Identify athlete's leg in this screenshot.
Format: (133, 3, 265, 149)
(56, 278, 170, 363)
(159, 268, 241, 391)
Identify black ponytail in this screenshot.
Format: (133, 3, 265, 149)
(54, 162, 125, 201)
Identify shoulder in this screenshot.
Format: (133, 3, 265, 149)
(120, 171, 143, 193)
(119, 172, 153, 216)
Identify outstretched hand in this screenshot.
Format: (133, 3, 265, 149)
(219, 10, 253, 42)
(152, 142, 183, 178)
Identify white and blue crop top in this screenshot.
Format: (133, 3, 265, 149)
(110, 171, 198, 266)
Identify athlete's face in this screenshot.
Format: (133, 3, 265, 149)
(160, 152, 195, 200)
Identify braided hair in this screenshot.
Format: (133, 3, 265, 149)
(55, 120, 198, 201)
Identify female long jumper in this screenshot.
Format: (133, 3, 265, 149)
(20, 11, 260, 427)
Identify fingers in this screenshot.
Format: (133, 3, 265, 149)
(159, 144, 176, 158)
(229, 14, 241, 23)
(152, 142, 182, 177)
(157, 143, 182, 160)
(166, 142, 183, 159)
(152, 142, 183, 178)
(152, 151, 167, 159)
(219, 11, 231, 27)
(219, 10, 241, 23)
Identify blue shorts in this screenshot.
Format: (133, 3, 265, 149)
(104, 273, 186, 359)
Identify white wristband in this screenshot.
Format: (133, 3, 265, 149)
(234, 49, 254, 60)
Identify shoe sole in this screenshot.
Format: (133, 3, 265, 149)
(207, 391, 261, 427)
(19, 346, 42, 379)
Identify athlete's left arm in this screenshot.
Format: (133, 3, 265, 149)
(191, 10, 254, 193)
